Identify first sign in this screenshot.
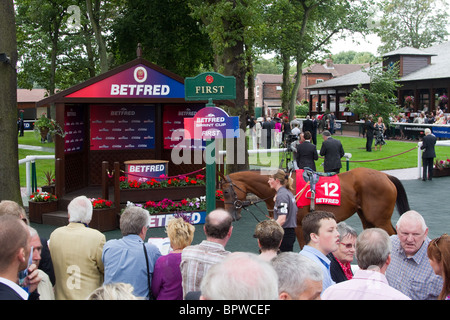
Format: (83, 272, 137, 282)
(185, 72, 236, 101)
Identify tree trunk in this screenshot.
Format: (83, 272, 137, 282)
(281, 52, 292, 117)
(86, 0, 109, 74)
(222, 39, 249, 173)
(289, 60, 304, 121)
(0, 0, 22, 204)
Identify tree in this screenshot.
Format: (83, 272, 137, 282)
(263, 0, 372, 120)
(0, 0, 22, 204)
(188, 0, 266, 172)
(376, 0, 449, 54)
(347, 62, 401, 123)
(111, 0, 213, 78)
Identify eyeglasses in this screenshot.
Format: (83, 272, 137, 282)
(340, 242, 355, 249)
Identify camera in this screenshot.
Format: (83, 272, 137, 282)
(285, 134, 298, 150)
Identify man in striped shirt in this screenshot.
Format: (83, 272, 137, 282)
(386, 210, 443, 300)
(180, 209, 233, 298)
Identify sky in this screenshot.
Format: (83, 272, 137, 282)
(329, 33, 382, 55)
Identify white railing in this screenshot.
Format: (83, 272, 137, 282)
(417, 140, 450, 179)
(18, 155, 55, 197)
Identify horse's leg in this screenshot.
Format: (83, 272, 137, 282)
(359, 197, 397, 235)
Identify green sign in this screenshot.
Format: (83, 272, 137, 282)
(185, 72, 236, 101)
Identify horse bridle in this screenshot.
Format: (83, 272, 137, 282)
(222, 175, 250, 210)
(221, 175, 273, 222)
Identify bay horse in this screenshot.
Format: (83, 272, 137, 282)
(219, 167, 410, 248)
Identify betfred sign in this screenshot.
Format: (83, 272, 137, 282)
(65, 64, 184, 99)
(184, 107, 239, 140)
(124, 160, 168, 182)
(185, 72, 236, 101)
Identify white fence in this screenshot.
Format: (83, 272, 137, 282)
(18, 155, 55, 197)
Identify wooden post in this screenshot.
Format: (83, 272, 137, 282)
(102, 161, 109, 200)
(114, 162, 120, 214)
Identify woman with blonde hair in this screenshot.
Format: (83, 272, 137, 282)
(268, 169, 298, 252)
(151, 217, 195, 300)
(427, 234, 450, 300)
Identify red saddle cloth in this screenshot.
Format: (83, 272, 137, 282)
(295, 169, 341, 208)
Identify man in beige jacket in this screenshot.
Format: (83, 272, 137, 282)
(49, 196, 105, 300)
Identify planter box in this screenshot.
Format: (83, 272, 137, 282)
(89, 207, 119, 232)
(119, 185, 206, 204)
(432, 167, 450, 177)
(148, 211, 206, 228)
(41, 185, 56, 194)
(216, 200, 225, 209)
(29, 201, 58, 224)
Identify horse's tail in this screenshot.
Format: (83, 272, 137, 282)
(387, 175, 410, 215)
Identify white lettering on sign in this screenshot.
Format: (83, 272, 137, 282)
(195, 117, 225, 123)
(128, 165, 166, 173)
(110, 84, 170, 96)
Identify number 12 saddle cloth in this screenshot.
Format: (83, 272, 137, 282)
(295, 168, 341, 208)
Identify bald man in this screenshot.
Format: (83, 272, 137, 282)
(180, 209, 233, 298)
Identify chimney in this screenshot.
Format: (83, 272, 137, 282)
(325, 57, 334, 69)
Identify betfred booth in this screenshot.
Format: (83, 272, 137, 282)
(35, 55, 234, 229)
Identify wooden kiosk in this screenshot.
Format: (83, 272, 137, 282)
(36, 56, 208, 205)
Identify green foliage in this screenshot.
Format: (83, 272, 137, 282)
(111, 0, 213, 77)
(376, 0, 449, 54)
(296, 103, 309, 117)
(347, 62, 401, 123)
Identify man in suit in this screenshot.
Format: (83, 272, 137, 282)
(49, 196, 106, 300)
(296, 131, 318, 171)
(421, 128, 437, 181)
(365, 116, 374, 152)
(320, 130, 345, 173)
(262, 117, 275, 149)
(0, 215, 40, 300)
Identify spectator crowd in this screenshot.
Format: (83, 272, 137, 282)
(0, 196, 448, 301)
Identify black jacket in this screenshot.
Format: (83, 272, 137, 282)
(421, 134, 437, 159)
(296, 141, 318, 171)
(320, 137, 345, 171)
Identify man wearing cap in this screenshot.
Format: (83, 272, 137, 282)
(319, 130, 345, 173)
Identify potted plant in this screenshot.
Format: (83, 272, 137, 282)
(33, 113, 65, 142)
(41, 170, 56, 194)
(118, 174, 206, 203)
(215, 189, 225, 208)
(28, 190, 58, 223)
(89, 198, 118, 232)
(433, 157, 450, 177)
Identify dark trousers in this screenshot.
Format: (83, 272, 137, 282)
(423, 158, 434, 180)
(279, 228, 296, 252)
(366, 135, 373, 151)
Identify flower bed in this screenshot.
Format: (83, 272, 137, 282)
(28, 191, 58, 223)
(88, 198, 118, 232)
(118, 174, 206, 204)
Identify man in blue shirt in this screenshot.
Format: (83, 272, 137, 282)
(102, 206, 161, 299)
(299, 211, 340, 294)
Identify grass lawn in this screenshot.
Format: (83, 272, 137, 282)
(18, 132, 55, 188)
(17, 131, 450, 188)
(249, 134, 450, 172)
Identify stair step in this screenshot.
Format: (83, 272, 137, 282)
(42, 211, 68, 227)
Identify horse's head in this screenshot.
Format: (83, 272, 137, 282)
(218, 172, 247, 221)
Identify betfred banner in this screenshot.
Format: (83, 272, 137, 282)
(66, 64, 185, 99)
(90, 105, 155, 150)
(162, 104, 205, 149)
(64, 105, 85, 153)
